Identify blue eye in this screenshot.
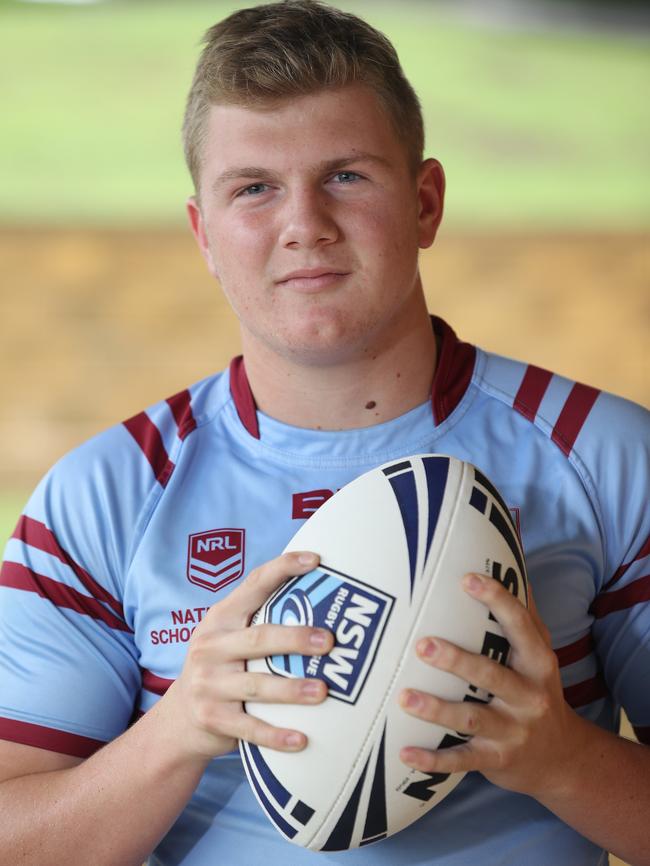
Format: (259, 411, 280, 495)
(239, 183, 269, 196)
(333, 171, 360, 184)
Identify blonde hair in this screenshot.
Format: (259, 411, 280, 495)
(182, 0, 424, 190)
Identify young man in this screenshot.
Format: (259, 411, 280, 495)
(0, 2, 648, 864)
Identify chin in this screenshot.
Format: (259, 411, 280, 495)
(273, 319, 376, 367)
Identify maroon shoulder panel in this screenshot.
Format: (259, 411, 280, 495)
(551, 382, 601, 457)
(166, 388, 198, 441)
(123, 412, 175, 487)
(513, 365, 553, 422)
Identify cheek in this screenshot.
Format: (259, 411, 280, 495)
(210, 219, 272, 282)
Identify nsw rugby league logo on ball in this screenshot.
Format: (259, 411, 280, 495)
(263, 567, 394, 704)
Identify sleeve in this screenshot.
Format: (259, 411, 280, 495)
(582, 393, 650, 745)
(0, 424, 154, 758)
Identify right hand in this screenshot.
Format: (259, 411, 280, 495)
(159, 551, 333, 762)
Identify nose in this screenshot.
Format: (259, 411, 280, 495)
(278, 188, 339, 249)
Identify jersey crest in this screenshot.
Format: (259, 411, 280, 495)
(186, 528, 245, 592)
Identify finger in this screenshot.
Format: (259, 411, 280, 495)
(415, 636, 530, 705)
(215, 622, 334, 662)
(220, 551, 320, 627)
(218, 671, 328, 704)
(526, 586, 552, 647)
(462, 573, 549, 673)
(219, 709, 309, 752)
(398, 688, 509, 740)
(400, 742, 478, 776)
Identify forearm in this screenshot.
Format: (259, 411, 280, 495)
(536, 714, 650, 866)
(1, 699, 209, 866)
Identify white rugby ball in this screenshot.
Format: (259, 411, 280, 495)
(241, 454, 528, 851)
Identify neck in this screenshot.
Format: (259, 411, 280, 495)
(240, 296, 437, 431)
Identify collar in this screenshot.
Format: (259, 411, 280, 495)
(229, 316, 476, 440)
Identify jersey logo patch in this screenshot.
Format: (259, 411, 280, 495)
(186, 528, 245, 592)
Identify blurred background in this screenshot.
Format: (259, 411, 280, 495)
(0, 0, 648, 533)
(0, 2, 647, 858)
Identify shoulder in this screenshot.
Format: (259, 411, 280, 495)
(474, 349, 648, 463)
(12, 371, 230, 587)
(473, 348, 649, 569)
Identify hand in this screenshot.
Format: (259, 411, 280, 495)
(160, 551, 333, 763)
(398, 573, 584, 800)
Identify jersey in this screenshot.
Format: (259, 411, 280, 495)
(1, 317, 648, 866)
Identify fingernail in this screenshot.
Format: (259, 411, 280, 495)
(297, 552, 318, 565)
(310, 629, 330, 647)
(301, 680, 322, 697)
(404, 690, 421, 709)
(284, 732, 303, 747)
(417, 638, 438, 658)
(463, 573, 484, 593)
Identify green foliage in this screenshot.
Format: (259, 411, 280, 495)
(0, 0, 648, 227)
(0, 494, 25, 548)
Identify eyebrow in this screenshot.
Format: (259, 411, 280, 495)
(211, 151, 391, 195)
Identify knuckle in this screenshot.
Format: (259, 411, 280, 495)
(247, 624, 266, 651)
(194, 702, 216, 732)
(539, 651, 559, 680)
(243, 675, 260, 700)
(245, 563, 264, 591)
(464, 707, 481, 733)
(529, 690, 553, 720)
(481, 662, 501, 694)
(492, 745, 511, 771)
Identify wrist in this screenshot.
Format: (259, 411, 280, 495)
(150, 680, 232, 768)
(532, 710, 602, 808)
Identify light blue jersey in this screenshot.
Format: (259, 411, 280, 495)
(1, 318, 648, 865)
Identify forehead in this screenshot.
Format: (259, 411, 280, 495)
(200, 84, 407, 180)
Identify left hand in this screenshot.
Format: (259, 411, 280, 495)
(399, 572, 583, 800)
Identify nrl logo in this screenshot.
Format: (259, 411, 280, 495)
(187, 528, 245, 592)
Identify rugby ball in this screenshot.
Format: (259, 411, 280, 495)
(241, 454, 528, 851)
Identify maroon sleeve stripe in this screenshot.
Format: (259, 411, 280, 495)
(141, 668, 174, 696)
(633, 726, 650, 745)
(554, 632, 594, 667)
(0, 561, 132, 633)
(603, 531, 650, 591)
(123, 411, 175, 487)
(513, 365, 553, 422)
(550, 382, 600, 457)
(166, 388, 197, 441)
(229, 356, 260, 439)
(589, 574, 650, 619)
(12, 515, 124, 619)
(0, 716, 105, 758)
(563, 675, 608, 708)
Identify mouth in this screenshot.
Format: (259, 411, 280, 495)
(276, 268, 350, 292)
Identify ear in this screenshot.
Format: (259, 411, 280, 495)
(186, 195, 219, 278)
(416, 158, 445, 249)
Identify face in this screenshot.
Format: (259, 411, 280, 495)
(188, 83, 444, 367)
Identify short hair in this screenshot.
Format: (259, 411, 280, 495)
(182, 0, 424, 191)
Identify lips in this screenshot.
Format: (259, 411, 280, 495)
(277, 267, 349, 283)
(276, 267, 350, 293)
